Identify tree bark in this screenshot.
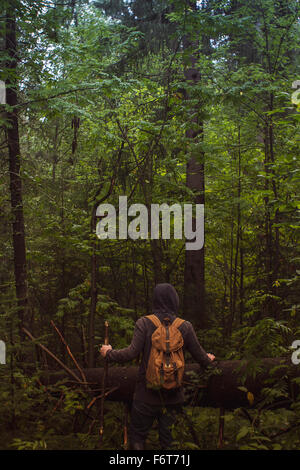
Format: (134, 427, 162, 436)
(87, 203, 99, 369)
(44, 358, 299, 410)
(183, 2, 206, 328)
(228, 125, 242, 335)
(5, 4, 28, 338)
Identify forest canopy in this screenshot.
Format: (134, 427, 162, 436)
(0, 0, 299, 451)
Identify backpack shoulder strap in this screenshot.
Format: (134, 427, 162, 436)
(145, 314, 161, 328)
(172, 317, 185, 328)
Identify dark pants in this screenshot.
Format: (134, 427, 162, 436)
(129, 400, 181, 449)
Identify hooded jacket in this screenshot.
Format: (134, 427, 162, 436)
(106, 283, 211, 405)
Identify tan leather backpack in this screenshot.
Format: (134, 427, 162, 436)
(145, 315, 185, 390)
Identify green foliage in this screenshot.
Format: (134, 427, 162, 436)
(0, 0, 299, 451)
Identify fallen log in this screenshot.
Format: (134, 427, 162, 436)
(42, 357, 300, 409)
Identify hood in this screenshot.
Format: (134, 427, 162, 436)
(152, 283, 179, 321)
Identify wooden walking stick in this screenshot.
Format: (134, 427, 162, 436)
(218, 407, 225, 449)
(99, 320, 109, 446)
(123, 403, 129, 450)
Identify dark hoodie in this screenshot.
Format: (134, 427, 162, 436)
(106, 283, 211, 405)
(152, 283, 179, 319)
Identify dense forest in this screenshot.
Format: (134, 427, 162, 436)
(0, 0, 299, 451)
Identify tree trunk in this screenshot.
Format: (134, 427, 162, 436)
(228, 125, 242, 334)
(183, 2, 206, 328)
(239, 235, 244, 325)
(87, 203, 99, 368)
(268, 92, 280, 319)
(44, 358, 299, 410)
(5, 4, 28, 338)
(263, 123, 274, 318)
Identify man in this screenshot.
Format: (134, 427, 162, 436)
(100, 283, 215, 450)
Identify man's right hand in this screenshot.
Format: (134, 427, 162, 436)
(207, 353, 215, 362)
(100, 344, 112, 357)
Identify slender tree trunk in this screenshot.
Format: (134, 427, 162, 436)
(268, 93, 280, 319)
(237, 123, 245, 325)
(221, 274, 227, 345)
(87, 204, 99, 368)
(5, 4, 28, 339)
(52, 122, 59, 182)
(60, 174, 66, 363)
(263, 124, 273, 317)
(183, 2, 206, 328)
(146, 153, 165, 285)
(183, 151, 205, 326)
(239, 233, 244, 325)
(143, 260, 150, 315)
(228, 214, 234, 334)
(131, 245, 137, 317)
(231, 126, 242, 331)
(9, 315, 16, 430)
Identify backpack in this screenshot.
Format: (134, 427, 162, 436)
(145, 314, 185, 390)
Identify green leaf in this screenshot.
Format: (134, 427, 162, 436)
(236, 426, 250, 442)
